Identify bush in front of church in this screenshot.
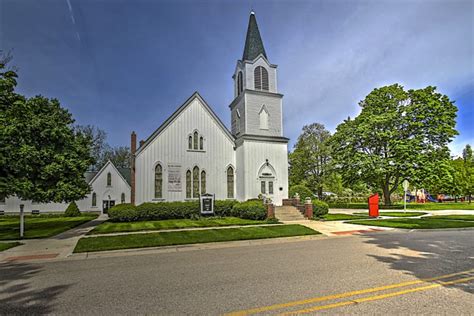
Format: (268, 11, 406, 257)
(312, 199, 329, 218)
(231, 200, 266, 220)
(214, 200, 239, 217)
(64, 201, 81, 217)
(289, 185, 314, 200)
(137, 201, 201, 220)
(108, 203, 139, 222)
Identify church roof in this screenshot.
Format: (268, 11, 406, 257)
(242, 12, 267, 61)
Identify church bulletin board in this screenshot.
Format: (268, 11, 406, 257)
(168, 164, 182, 192)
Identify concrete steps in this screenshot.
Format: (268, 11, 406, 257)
(275, 205, 306, 221)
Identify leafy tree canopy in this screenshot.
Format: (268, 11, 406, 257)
(331, 84, 458, 205)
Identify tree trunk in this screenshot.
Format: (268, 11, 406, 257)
(382, 182, 391, 206)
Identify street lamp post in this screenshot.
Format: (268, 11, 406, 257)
(20, 204, 25, 238)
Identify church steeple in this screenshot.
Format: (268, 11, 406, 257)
(242, 11, 267, 61)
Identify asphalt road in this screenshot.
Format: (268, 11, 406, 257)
(1, 230, 473, 315)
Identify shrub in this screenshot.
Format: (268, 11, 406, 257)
(108, 204, 139, 222)
(231, 200, 266, 220)
(136, 201, 200, 220)
(64, 201, 81, 217)
(289, 185, 314, 200)
(214, 200, 238, 217)
(312, 199, 329, 217)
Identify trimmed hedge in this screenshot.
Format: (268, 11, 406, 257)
(230, 200, 267, 220)
(64, 201, 81, 217)
(312, 199, 329, 217)
(289, 185, 314, 200)
(108, 200, 264, 222)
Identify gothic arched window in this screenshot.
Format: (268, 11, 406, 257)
(186, 170, 192, 198)
(188, 135, 192, 149)
(154, 164, 163, 199)
(237, 71, 243, 95)
(193, 166, 200, 198)
(121, 193, 125, 203)
(193, 131, 199, 150)
(201, 170, 206, 194)
(254, 66, 269, 91)
(199, 136, 204, 150)
(227, 167, 234, 199)
(107, 172, 111, 186)
(92, 192, 97, 207)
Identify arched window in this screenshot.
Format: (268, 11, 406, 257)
(193, 166, 200, 198)
(259, 106, 269, 130)
(92, 192, 97, 207)
(254, 66, 269, 91)
(193, 131, 198, 150)
(199, 136, 204, 150)
(201, 170, 206, 194)
(188, 135, 192, 149)
(237, 71, 243, 95)
(154, 164, 163, 199)
(186, 170, 192, 198)
(107, 172, 111, 186)
(121, 193, 125, 203)
(227, 167, 234, 199)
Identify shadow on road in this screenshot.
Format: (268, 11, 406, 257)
(360, 230, 474, 294)
(0, 262, 71, 314)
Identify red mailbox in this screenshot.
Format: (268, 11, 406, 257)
(368, 193, 379, 217)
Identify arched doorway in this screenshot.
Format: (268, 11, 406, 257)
(258, 160, 276, 197)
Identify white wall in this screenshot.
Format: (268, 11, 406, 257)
(135, 97, 236, 204)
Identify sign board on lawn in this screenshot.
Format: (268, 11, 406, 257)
(403, 179, 409, 191)
(200, 194, 214, 215)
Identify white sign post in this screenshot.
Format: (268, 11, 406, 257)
(402, 180, 409, 213)
(19, 204, 25, 238)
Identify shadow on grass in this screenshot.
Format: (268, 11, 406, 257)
(360, 230, 474, 294)
(0, 262, 71, 314)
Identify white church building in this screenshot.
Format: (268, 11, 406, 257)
(131, 12, 289, 206)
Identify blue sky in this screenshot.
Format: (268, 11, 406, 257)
(1, 0, 473, 155)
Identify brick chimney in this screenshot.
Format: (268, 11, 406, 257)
(130, 131, 137, 205)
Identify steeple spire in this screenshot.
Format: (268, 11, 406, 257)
(242, 11, 267, 61)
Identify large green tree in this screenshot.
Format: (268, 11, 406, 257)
(0, 60, 94, 203)
(331, 84, 458, 205)
(289, 123, 332, 199)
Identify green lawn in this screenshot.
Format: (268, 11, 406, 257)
(0, 215, 97, 240)
(427, 215, 474, 221)
(74, 224, 319, 253)
(329, 202, 474, 211)
(348, 218, 474, 229)
(315, 214, 370, 221)
(0, 242, 22, 252)
(89, 217, 277, 235)
(354, 211, 427, 217)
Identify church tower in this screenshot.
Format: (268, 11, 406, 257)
(230, 11, 289, 205)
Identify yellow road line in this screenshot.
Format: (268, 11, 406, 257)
(283, 275, 474, 315)
(225, 269, 474, 316)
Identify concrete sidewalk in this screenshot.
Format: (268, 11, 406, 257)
(0, 215, 108, 263)
(283, 219, 394, 236)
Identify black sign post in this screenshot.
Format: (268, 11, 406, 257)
(200, 193, 214, 215)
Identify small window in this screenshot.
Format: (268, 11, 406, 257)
(199, 136, 204, 150)
(201, 170, 206, 194)
(188, 135, 192, 149)
(186, 170, 192, 198)
(254, 66, 269, 91)
(193, 131, 198, 150)
(92, 192, 97, 207)
(155, 164, 163, 199)
(259, 106, 269, 130)
(193, 166, 200, 198)
(107, 172, 111, 186)
(237, 71, 243, 95)
(227, 167, 234, 199)
(269, 181, 274, 195)
(261, 181, 266, 194)
(121, 193, 125, 203)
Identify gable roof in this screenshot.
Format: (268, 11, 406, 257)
(88, 160, 131, 188)
(242, 12, 267, 61)
(136, 92, 235, 156)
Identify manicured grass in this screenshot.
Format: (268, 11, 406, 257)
(89, 217, 277, 235)
(329, 202, 474, 210)
(348, 218, 474, 229)
(0, 242, 22, 252)
(0, 215, 98, 240)
(354, 211, 427, 217)
(74, 224, 319, 253)
(315, 214, 370, 221)
(427, 215, 474, 221)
